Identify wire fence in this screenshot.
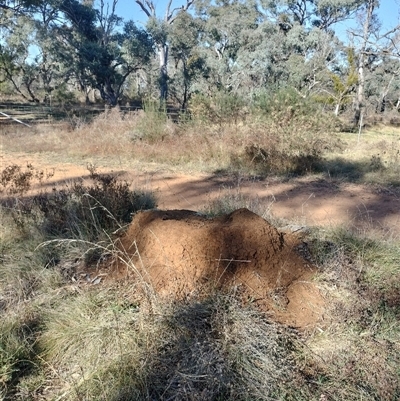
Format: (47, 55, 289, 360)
(0, 103, 141, 126)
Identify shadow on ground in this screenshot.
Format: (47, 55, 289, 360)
(1, 160, 399, 235)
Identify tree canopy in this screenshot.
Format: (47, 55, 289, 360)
(1, 0, 399, 117)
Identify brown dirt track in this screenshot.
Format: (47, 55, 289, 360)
(1, 152, 399, 330)
(2, 152, 398, 235)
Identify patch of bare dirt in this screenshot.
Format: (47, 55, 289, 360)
(2, 153, 399, 330)
(117, 208, 324, 330)
(1, 152, 399, 236)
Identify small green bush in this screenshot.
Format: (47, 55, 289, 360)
(189, 91, 247, 126)
(230, 90, 342, 175)
(132, 98, 169, 142)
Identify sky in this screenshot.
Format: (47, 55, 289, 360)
(109, 0, 400, 38)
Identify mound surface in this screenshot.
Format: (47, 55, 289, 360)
(119, 208, 324, 329)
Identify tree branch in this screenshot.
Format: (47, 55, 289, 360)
(135, 0, 153, 18)
(165, 0, 173, 21)
(167, 0, 195, 24)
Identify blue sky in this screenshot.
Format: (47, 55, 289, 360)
(109, 0, 400, 38)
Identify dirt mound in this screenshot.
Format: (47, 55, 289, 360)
(119, 208, 324, 330)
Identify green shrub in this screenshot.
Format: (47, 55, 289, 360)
(189, 91, 247, 126)
(0, 314, 39, 391)
(229, 89, 342, 175)
(132, 98, 169, 142)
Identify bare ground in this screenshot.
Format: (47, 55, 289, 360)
(2, 151, 399, 236)
(1, 152, 399, 330)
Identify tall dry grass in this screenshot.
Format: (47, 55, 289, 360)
(1, 94, 343, 176)
(1, 155, 399, 399)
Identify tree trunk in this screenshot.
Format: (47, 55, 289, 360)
(99, 82, 118, 107)
(354, 0, 375, 125)
(334, 102, 340, 116)
(158, 43, 169, 102)
(135, 0, 195, 104)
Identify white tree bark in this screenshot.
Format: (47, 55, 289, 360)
(354, 0, 376, 125)
(135, 0, 195, 101)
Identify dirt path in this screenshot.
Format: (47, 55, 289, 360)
(2, 152, 400, 236)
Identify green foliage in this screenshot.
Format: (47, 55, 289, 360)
(52, 0, 154, 106)
(230, 89, 341, 175)
(53, 82, 78, 105)
(132, 98, 169, 142)
(317, 47, 358, 114)
(189, 91, 247, 125)
(0, 316, 37, 388)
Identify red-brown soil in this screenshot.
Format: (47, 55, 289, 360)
(118, 208, 324, 330)
(2, 153, 399, 330)
(1, 152, 399, 235)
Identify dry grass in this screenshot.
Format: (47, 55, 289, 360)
(1, 187, 400, 400)
(304, 226, 400, 400)
(2, 105, 399, 186)
(324, 126, 400, 184)
(1, 102, 341, 176)
(1, 103, 400, 400)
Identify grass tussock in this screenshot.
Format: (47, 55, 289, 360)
(35, 290, 305, 400)
(2, 94, 399, 185)
(0, 163, 157, 399)
(304, 227, 400, 400)
(1, 167, 399, 399)
(1, 95, 400, 399)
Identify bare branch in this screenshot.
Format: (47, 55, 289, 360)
(167, 0, 195, 24)
(165, 0, 173, 21)
(135, 0, 153, 18)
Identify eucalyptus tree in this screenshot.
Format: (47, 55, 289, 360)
(263, 0, 365, 30)
(197, 0, 345, 99)
(0, 0, 44, 14)
(135, 0, 196, 101)
(344, 0, 398, 123)
(348, 0, 378, 125)
(318, 47, 358, 115)
(168, 10, 206, 109)
(365, 57, 400, 113)
(0, 13, 44, 102)
(196, 0, 264, 94)
(54, 0, 153, 106)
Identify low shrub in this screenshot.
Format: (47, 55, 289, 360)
(131, 98, 171, 142)
(189, 91, 247, 126)
(227, 90, 342, 175)
(0, 164, 54, 196)
(0, 164, 157, 241)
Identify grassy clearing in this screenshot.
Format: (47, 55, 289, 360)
(1, 93, 340, 177)
(1, 95, 399, 399)
(2, 100, 399, 186)
(1, 158, 399, 400)
(324, 127, 400, 185)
